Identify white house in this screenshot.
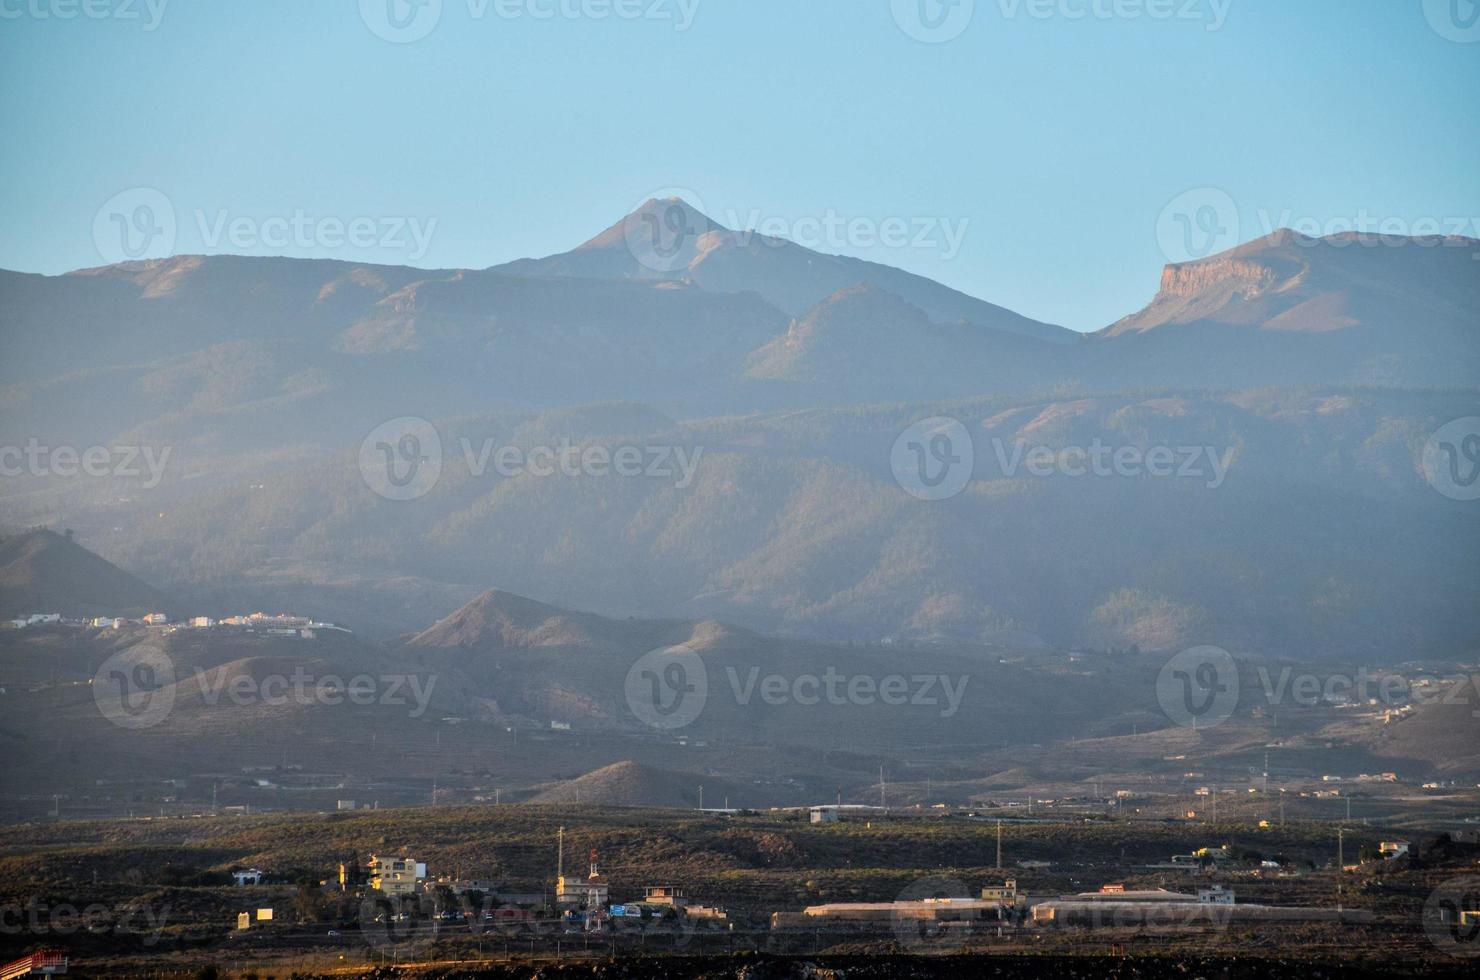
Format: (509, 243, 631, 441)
(233, 868, 265, 886)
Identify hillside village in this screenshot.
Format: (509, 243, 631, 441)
(6, 610, 351, 638)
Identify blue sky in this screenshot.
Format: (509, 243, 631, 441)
(2, 0, 1477, 330)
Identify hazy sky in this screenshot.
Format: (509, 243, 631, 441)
(2, 0, 1477, 330)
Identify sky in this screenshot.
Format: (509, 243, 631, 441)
(1, 0, 1477, 331)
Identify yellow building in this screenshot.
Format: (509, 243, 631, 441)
(367, 855, 425, 896)
(981, 879, 1018, 904)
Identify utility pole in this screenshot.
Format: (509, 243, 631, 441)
(558, 826, 564, 880)
(1337, 827, 1344, 911)
(996, 820, 1003, 870)
(698, 786, 703, 811)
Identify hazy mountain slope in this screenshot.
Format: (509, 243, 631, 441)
(0, 528, 170, 618)
(497, 198, 1075, 343)
(529, 761, 749, 808)
(20, 388, 1474, 660)
(1369, 675, 1480, 775)
(745, 283, 1060, 399)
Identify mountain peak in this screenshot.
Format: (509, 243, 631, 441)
(575, 196, 727, 253)
(0, 528, 171, 618)
(1100, 228, 1480, 338)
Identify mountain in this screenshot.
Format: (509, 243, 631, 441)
(3, 219, 1478, 458)
(497, 197, 1075, 344)
(746, 283, 1059, 399)
(529, 761, 751, 809)
(2, 207, 1479, 658)
(1370, 675, 1480, 775)
(407, 588, 720, 657)
(1087, 230, 1480, 389)
(0, 528, 170, 618)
